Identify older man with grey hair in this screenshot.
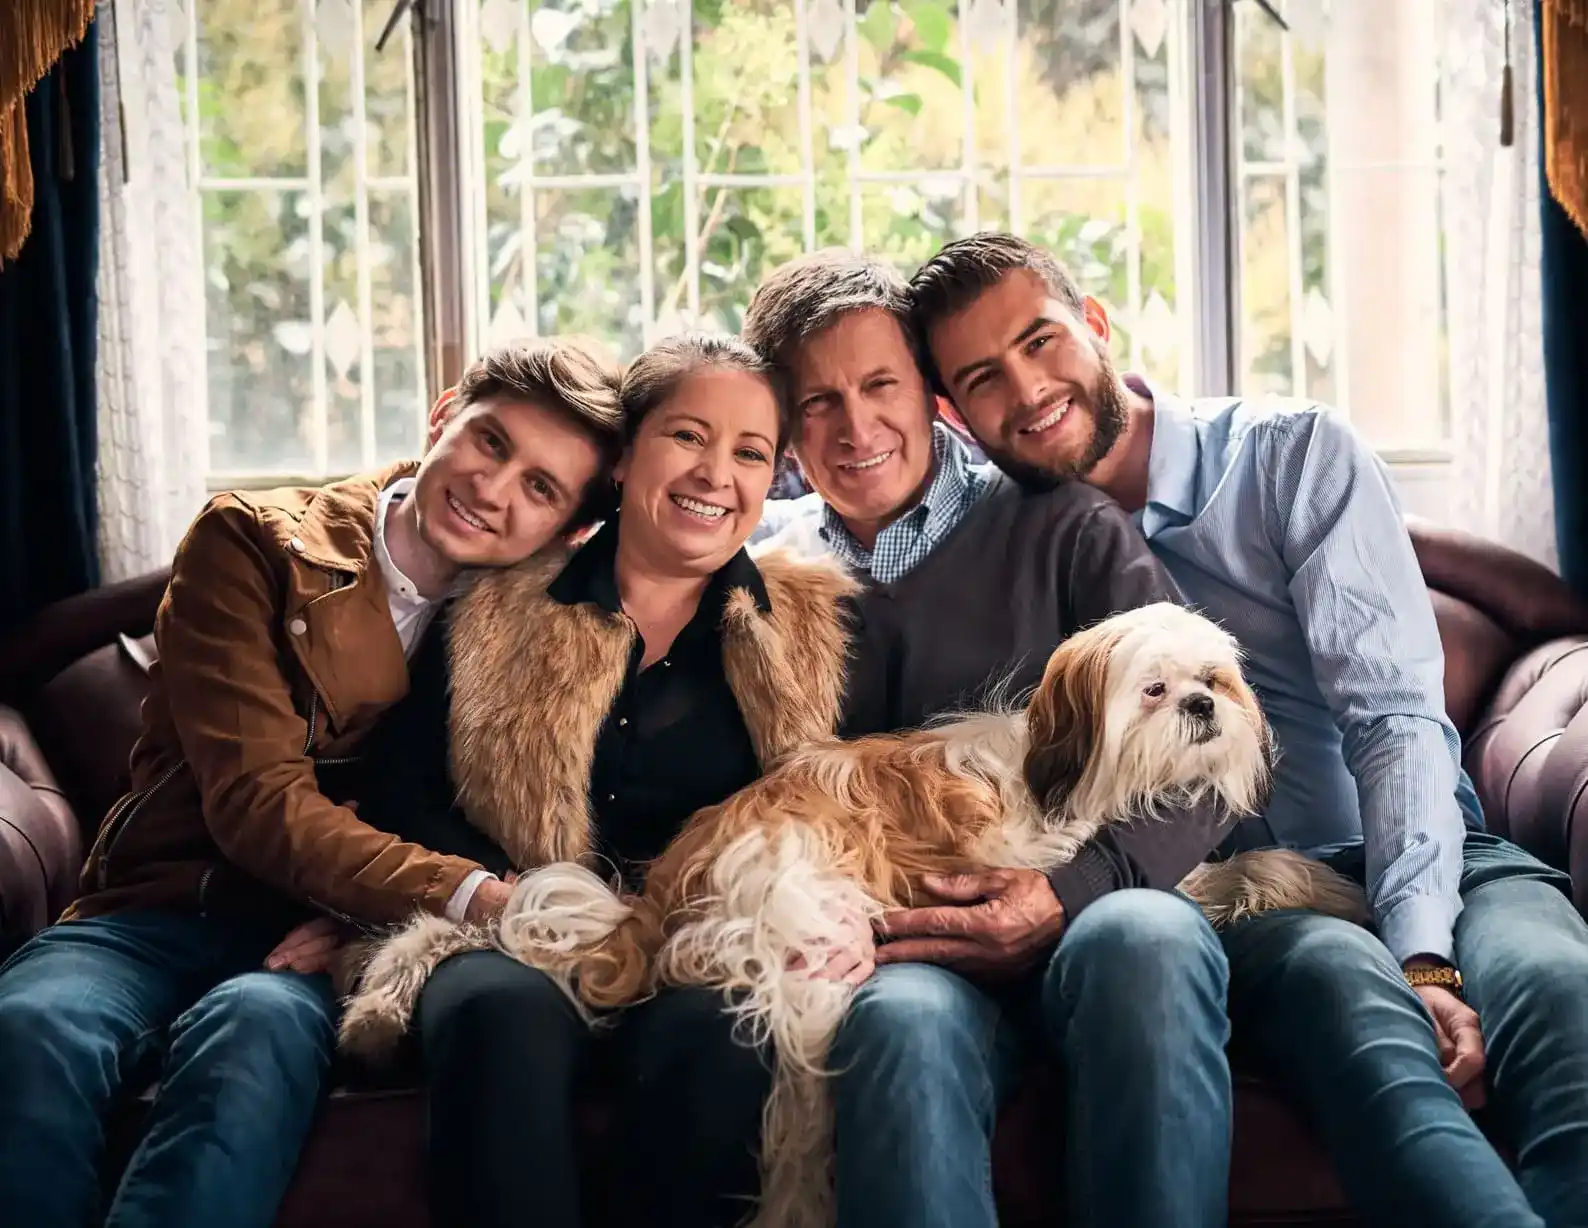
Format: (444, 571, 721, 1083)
(745, 249, 1238, 1228)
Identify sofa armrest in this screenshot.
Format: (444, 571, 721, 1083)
(1466, 636, 1588, 913)
(0, 706, 81, 950)
(1409, 518, 1588, 641)
(0, 569, 169, 705)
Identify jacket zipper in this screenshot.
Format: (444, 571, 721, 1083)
(287, 587, 366, 929)
(104, 571, 365, 899)
(299, 686, 378, 933)
(96, 759, 187, 891)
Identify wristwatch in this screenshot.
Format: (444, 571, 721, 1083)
(1404, 962, 1465, 999)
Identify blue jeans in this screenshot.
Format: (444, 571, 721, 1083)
(1222, 832, 1588, 1228)
(0, 909, 339, 1228)
(831, 888, 1232, 1228)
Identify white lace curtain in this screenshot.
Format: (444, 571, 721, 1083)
(1441, 0, 1557, 568)
(95, 0, 208, 583)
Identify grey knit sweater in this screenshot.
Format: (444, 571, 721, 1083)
(841, 473, 1238, 918)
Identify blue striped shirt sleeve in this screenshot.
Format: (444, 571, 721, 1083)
(1270, 410, 1465, 963)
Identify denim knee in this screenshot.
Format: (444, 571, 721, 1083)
(1256, 915, 1407, 1010)
(1044, 889, 1228, 1034)
(830, 963, 1008, 1137)
(169, 972, 337, 1088)
(834, 964, 998, 1073)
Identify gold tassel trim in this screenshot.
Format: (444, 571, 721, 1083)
(0, 0, 98, 266)
(1544, 0, 1588, 240)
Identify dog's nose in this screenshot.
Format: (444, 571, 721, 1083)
(1180, 693, 1215, 720)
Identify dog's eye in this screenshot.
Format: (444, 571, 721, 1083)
(1143, 681, 1167, 698)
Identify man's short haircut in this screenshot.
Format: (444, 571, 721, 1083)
(908, 232, 1089, 394)
(741, 248, 928, 376)
(453, 335, 625, 529)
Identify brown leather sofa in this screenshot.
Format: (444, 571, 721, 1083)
(3, 520, 1588, 1228)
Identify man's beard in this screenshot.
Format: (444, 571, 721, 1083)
(981, 341, 1129, 490)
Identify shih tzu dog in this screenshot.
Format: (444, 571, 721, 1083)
(341, 601, 1367, 1228)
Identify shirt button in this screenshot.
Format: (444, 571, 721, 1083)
(606, 793, 616, 801)
(288, 618, 308, 636)
(618, 717, 628, 727)
(289, 536, 305, 552)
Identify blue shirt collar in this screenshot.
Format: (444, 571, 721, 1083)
(1137, 376, 1202, 539)
(817, 421, 979, 559)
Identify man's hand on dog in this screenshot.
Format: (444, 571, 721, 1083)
(874, 868, 1066, 979)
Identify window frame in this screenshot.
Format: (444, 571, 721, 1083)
(412, 0, 1251, 405)
(194, 0, 1444, 495)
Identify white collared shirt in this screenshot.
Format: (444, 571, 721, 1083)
(374, 478, 443, 657)
(375, 477, 493, 920)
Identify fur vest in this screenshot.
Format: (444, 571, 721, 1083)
(443, 548, 859, 872)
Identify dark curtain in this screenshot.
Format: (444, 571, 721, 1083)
(0, 20, 100, 632)
(1540, 1, 1588, 596)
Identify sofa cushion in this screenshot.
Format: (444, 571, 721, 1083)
(25, 637, 153, 841)
(0, 706, 79, 946)
(1466, 638, 1588, 891)
(1431, 592, 1518, 737)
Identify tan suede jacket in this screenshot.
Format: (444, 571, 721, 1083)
(65, 463, 485, 926)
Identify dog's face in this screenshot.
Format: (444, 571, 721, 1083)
(1023, 603, 1270, 820)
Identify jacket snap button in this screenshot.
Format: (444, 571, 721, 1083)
(288, 618, 308, 636)
(289, 537, 305, 552)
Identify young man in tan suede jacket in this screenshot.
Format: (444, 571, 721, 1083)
(0, 338, 625, 1228)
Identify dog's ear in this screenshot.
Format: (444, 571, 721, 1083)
(1213, 664, 1276, 813)
(1023, 630, 1114, 812)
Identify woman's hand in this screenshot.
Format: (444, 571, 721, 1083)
(264, 917, 346, 974)
(787, 908, 876, 986)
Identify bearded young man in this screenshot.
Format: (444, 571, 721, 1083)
(911, 231, 1588, 1228)
(745, 250, 1240, 1228)
(0, 338, 626, 1228)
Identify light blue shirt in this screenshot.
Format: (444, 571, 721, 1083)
(1138, 386, 1466, 964)
(753, 423, 993, 582)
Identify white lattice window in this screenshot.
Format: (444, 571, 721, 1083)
(456, 0, 1198, 391)
(175, 0, 429, 483)
(175, 0, 1471, 482)
(1233, 0, 1459, 451)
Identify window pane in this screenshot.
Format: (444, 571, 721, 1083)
(203, 190, 314, 473)
(534, 188, 644, 346)
(860, 179, 968, 273)
(459, 0, 1194, 397)
(1233, 0, 1449, 448)
(195, 0, 307, 178)
(854, 0, 967, 175)
(697, 188, 810, 334)
(184, 0, 427, 480)
(365, 0, 415, 179)
(1239, 173, 1294, 397)
(371, 191, 425, 459)
(530, 0, 637, 178)
(1017, 0, 1123, 169)
(1236, 0, 1286, 166)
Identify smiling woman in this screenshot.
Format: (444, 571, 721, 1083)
(613, 334, 791, 590)
(337, 331, 856, 1228)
